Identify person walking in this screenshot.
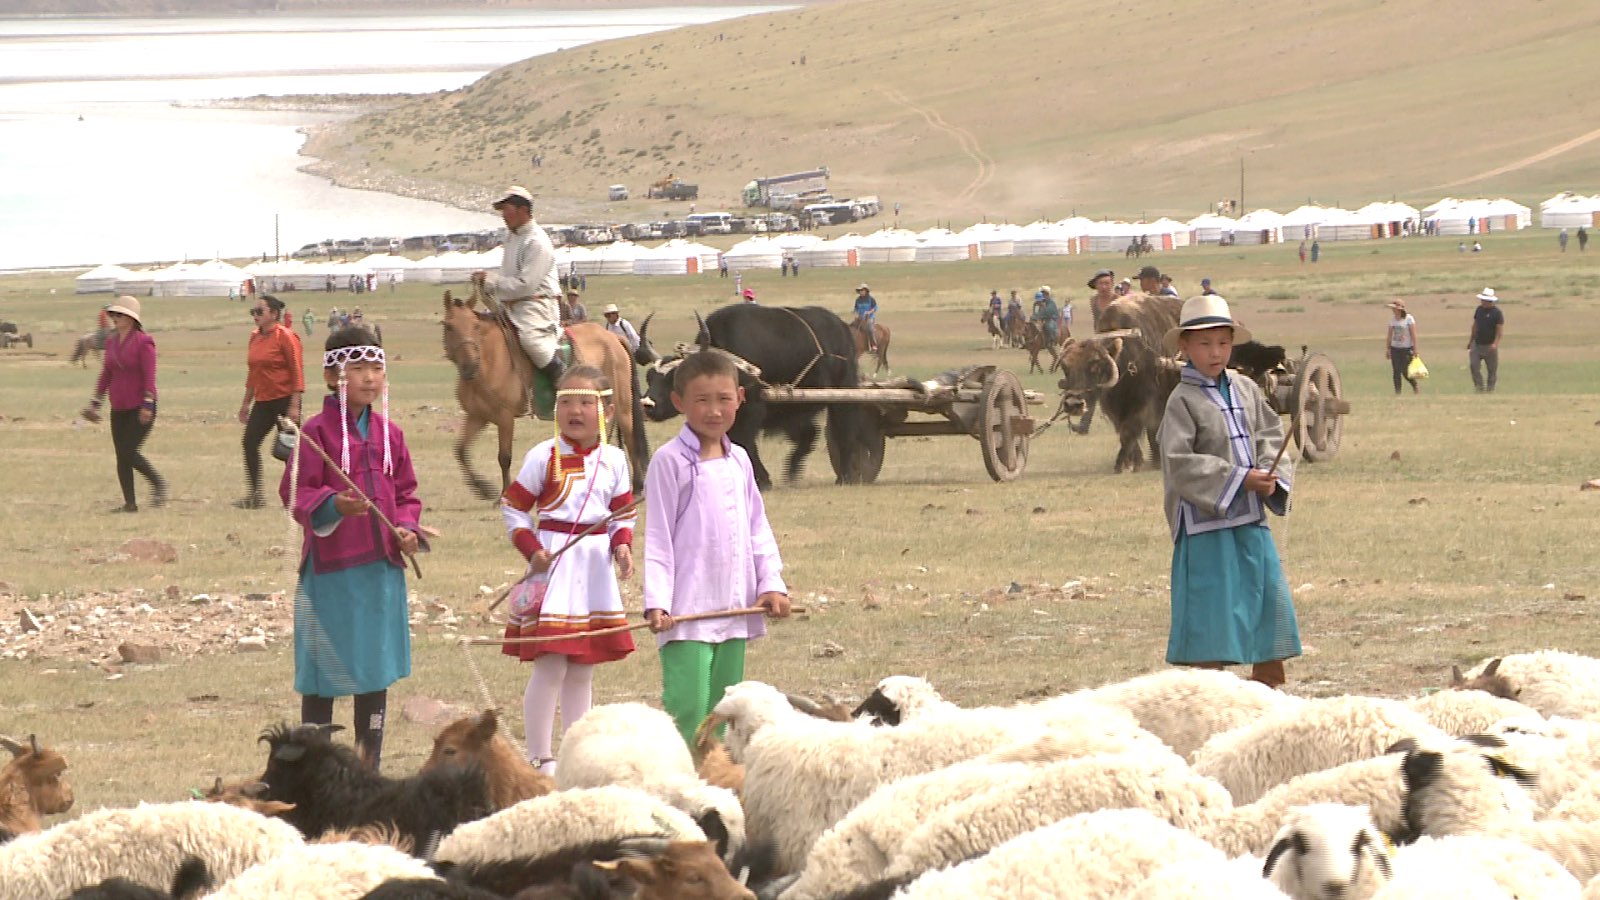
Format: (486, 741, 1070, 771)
(500, 365, 636, 773)
(1298, 241, 1307, 264)
(302, 308, 315, 335)
(644, 351, 791, 745)
(1200, 277, 1217, 296)
(1384, 300, 1421, 395)
(281, 324, 426, 772)
(1310, 241, 1320, 263)
(602, 303, 639, 354)
(237, 294, 305, 508)
(1579, 226, 1589, 251)
(1158, 295, 1298, 688)
(563, 289, 588, 324)
(1559, 228, 1570, 253)
(83, 297, 166, 513)
(1467, 287, 1503, 393)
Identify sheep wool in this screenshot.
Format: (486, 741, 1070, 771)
(207, 841, 438, 899)
(1191, 696, 1449, 805)
(1461, 650, 1600, 721)
(1485, 715, 1600, 815)
(1493, 819, 1600, 884)
(1080, 667, 1306, 760)
(1389, 835, 1581, 900)
(1126, 856, 1293, 899)
(893, 808, 1224, 900)
(0, 801, 302, 900)
(554, 703, 697, 791)
(1404, 690, 1540, 738)
(433, 785, 705, 866)
(885, 751, 1232, 883)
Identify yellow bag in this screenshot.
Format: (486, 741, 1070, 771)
(1407, 355, 1429, 381)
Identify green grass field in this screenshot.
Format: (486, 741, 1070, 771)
(2, 228, 1597, 815)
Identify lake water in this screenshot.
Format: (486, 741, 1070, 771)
(0, 8, 783, 271)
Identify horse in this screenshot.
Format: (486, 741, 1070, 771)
(1124, 237, 1153, 259)
(980, 309, 1005, 350)
(69, 327, 110, 367)
(441, 291, 646, 502)
(1019, 321, 1062, 375)
(850, 316, 891, 375)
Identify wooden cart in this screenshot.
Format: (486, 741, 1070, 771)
(759, 364, 1045, 483)
(1261, 348, 1351, 462)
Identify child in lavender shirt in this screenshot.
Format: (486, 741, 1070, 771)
(644, 351, 792, 745)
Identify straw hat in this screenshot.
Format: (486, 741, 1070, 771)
(1388, 300, 1407, 312)
(1163, 294, 1252, 354)
(1476, 287, 1499, 303)
(492, 185, 534, 209)
(104, 296, 142, 325)
(602, 303, 620, 315)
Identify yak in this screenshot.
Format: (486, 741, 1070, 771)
(637, 305, 879, 490)
(1055, 294, 1182, 473)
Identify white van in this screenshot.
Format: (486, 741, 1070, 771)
(608, 184, 629, 201)
(686, 212, 734, 235)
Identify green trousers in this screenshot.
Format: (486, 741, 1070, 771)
(659, 639, 746, 746)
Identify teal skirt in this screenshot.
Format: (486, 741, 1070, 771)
(1168, 523, 1301, 666)
(294, 559, 411, 697)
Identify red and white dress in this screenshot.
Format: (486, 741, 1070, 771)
(500, 437, 635, 664)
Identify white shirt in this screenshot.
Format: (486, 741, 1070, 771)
(1388, 314, 1416, 349)
(488, 222, 561, 302)
(606, 317, 640, 352)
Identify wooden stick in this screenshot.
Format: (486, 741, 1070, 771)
(463, 606, 807, 647)
(1265, 413, 1296, 477)
(278, 417, 423, 579)
(485, 497, 645, 613)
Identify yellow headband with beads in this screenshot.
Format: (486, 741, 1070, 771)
(554, 387, 614, 448)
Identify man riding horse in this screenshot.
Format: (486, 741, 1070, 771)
(852, 283, 879, 353)
(471, 185, 565, 416)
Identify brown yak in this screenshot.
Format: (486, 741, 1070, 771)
(1055, 294, 1182, 473)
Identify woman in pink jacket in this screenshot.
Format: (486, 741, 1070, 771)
(84, 297, 166, 513)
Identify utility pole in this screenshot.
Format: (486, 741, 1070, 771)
(274, 214, 281, 261)
(1239, 157, 1245, 214)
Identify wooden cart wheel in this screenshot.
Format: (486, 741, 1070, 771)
(1292, 352, 1347, 462)
(827, 407, 885, 485)
(979, 369, 1029, 482)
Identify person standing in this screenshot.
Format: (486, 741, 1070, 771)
(302, 308, 315, 335)
(1579, 226, 1589, 251)
(83, 297, 166, 513)
(1158, 274, 1181, 298)
(281, 324, 425, 772)
(1559, 228, 1570, 253)
(1384, 300, 1421, 395)
(1298, 241, 1307, 264)
(1158, 295, 1298, 688)
(500, 366, 636, 772)
(1467, 287, 1504, 393)
(1310, 241, 1320, 263)
(237, 295, 305, 509)
(472, 186, 566, 409)
(1086, 268, 1116, 330)
(644, 351, 791, 744)
(1200, 277, 1217, 296)
(602, 303, 640, 354)
(563, 289, 588, 324)
(1135, 265, 1162, 296)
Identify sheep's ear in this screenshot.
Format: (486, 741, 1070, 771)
(1402, 749, 1442, 791)
(1385, 737, 1419, 755)
(1262, 831, 1305, 878)
(1450, 665, 1465, 687)
(1459, 732, 1506, 749)
(272, 744, 307, 763)
(1486, 755, 1537, 789)
(1482, 658, 1502, 678)
(1354, 830, 1394, 879)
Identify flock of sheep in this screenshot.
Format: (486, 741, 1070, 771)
(6, 650, 1600, 898)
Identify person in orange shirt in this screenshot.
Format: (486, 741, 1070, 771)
(237, 295, 305, 509)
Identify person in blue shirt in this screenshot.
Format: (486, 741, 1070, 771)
(1030, 286, 1060, 345)
(853, 284, 879, 352)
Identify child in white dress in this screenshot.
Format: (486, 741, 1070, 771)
(500, 365, 636, 772)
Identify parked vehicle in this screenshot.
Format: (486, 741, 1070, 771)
(646, 176, 698, 200)
(608, 184, 630, 201)
(686, 212, 734, 234)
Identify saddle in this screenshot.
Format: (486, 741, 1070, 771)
(481, 308, 575, 419)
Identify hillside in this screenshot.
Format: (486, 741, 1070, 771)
(306, 0, 1600, 223)
(0, 0, 747, 14)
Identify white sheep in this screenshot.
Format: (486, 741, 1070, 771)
(1205, 740, 1536, 857)
(1492, 819, 1600, 884)
(1261, 804, 1394, 900)
(0, 800, 303, 900)
(433, 785, 704, 867)
(555, 703, 744, 861)
(777, 732, 1110, 900)
(1080, 667, 1306, 759)
(883, 750, 1232, 884)
(1404, 689, 1540, 738)
(851, 675, 960, 725)
(1388, 834, 1581, 899)
(555, 702, 697, 789)
(1483, 715, 1600, 815)
(207, 841, 438, 899)
(1191, 696, 1449, 804)
(1456, 650, 1600, 720)
(893, 808, 1227, 899)
(1127, 856, 1293, 899)
(714, 680, 1111, 873)
(853, 674, 1159, 747)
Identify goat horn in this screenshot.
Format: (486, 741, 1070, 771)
(618, 836, 672, 857)
(1450, 665, 1465, 687)
(211, 776, 224, 795)
(29, 734, 39, 756)
(0, 735, 24, 757)
(692, 713, 729, 762)
(784, 693, 826, 717)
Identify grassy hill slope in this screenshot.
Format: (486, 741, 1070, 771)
(308, 0, 1600, 222)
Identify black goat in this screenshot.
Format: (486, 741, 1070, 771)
(257, 723, 492, 855)
(1229, 341, 1289, 380)
(432, 837, 753, 900)
(360, 879, 505, 899)
(66, 858, 212, 900)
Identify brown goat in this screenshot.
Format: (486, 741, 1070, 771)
(1451, 657, 1520, 700)
(422, 709, 555, 810)
(594, 840, 755, 900)
(0, 734, 73, 836)
(202, 776, 297, 817)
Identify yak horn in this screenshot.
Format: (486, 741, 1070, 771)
(636, 312, 660, 365)
(694, 310, 710, 349)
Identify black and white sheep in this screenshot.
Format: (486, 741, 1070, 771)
(65, 858, 212, 900)
(1190, 696, 1449, 804)
(1260, 804, 1394, 900)
(257, 723, 493, 853)
(0, 800, 301, 899)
